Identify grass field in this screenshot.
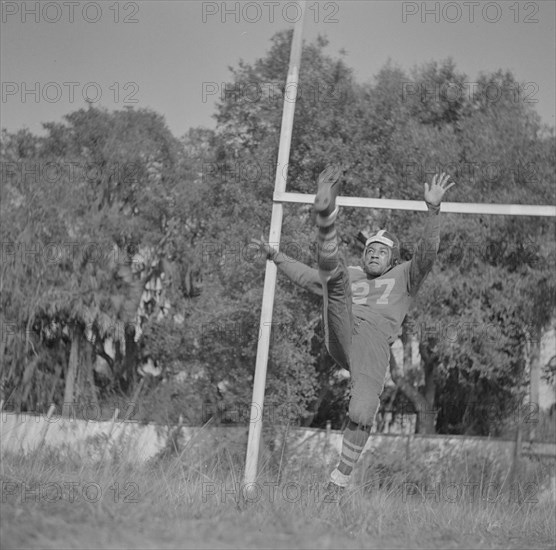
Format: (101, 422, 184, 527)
(1, 427, 555, 550)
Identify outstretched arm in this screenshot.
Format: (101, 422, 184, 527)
(251, 237, 323, 296)
(408, 173, 455, 295)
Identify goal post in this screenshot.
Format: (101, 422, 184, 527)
(243, 0, 307, 491)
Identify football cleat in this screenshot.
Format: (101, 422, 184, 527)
(313, 164, 343, 221)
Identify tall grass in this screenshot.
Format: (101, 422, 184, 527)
(1, 427, 555, 549)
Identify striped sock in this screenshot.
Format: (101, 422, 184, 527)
(317, 222, 339, 274)
(337, 420, 371, 476)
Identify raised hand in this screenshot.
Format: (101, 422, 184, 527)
(424, 172, 455, 206)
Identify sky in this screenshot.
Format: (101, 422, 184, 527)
(1, 0, 555, 139)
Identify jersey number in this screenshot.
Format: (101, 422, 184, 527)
(352, 279, 395, 305)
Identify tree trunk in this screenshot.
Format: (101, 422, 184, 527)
(63, 327, 79, 418)
(47, 364, 62, 406)
(528, 328, 541, 441)
(0, 313, 5, 381)
(390, 353, 435, 434)
(122, 329, 139, 393)
(76, 339, 98, 415)
(86, 348, 99, 410)
(419, 341, 438, 434)
(403, 317, 413, 372)
(389, 318, 436, 434)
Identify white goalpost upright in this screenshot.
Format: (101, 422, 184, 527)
(242, 0, 307, 491)
(243, 1, 556, 491)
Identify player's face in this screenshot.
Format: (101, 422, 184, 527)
(363, 243, 392, 276)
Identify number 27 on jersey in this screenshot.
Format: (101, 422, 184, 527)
(352, 279, 395, 305)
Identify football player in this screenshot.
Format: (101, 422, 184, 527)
(253, 168, 455, 497)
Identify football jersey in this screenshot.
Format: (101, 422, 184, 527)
(348, 263, 412, 343)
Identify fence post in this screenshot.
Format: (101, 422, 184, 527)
(101, 407, 119, 463)
(37, 404, 56, 452)
(508, 424, 523, 500)
(514, 424, 522, 467)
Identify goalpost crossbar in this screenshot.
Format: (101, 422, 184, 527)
(274, 191, 556, 217)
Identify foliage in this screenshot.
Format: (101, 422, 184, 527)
(1, 32, 554, 435)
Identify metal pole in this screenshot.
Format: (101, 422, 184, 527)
(243, 1, 306, 490)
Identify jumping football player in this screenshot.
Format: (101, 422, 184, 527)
(253, 169, 455, 494)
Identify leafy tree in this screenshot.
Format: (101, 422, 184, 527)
(2, 33, 553, 438)
(194, 32, 556, 435)
(0, 106, 200, 415)
(381, 63, 556, 434)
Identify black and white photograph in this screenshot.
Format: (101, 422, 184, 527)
(1, 1, 555, 548)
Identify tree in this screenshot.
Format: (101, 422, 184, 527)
(2, 34, 553, 436)
(0, 106, 200, 415)
(387, 65, 556, 435)
(194, 34, 556, 434)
